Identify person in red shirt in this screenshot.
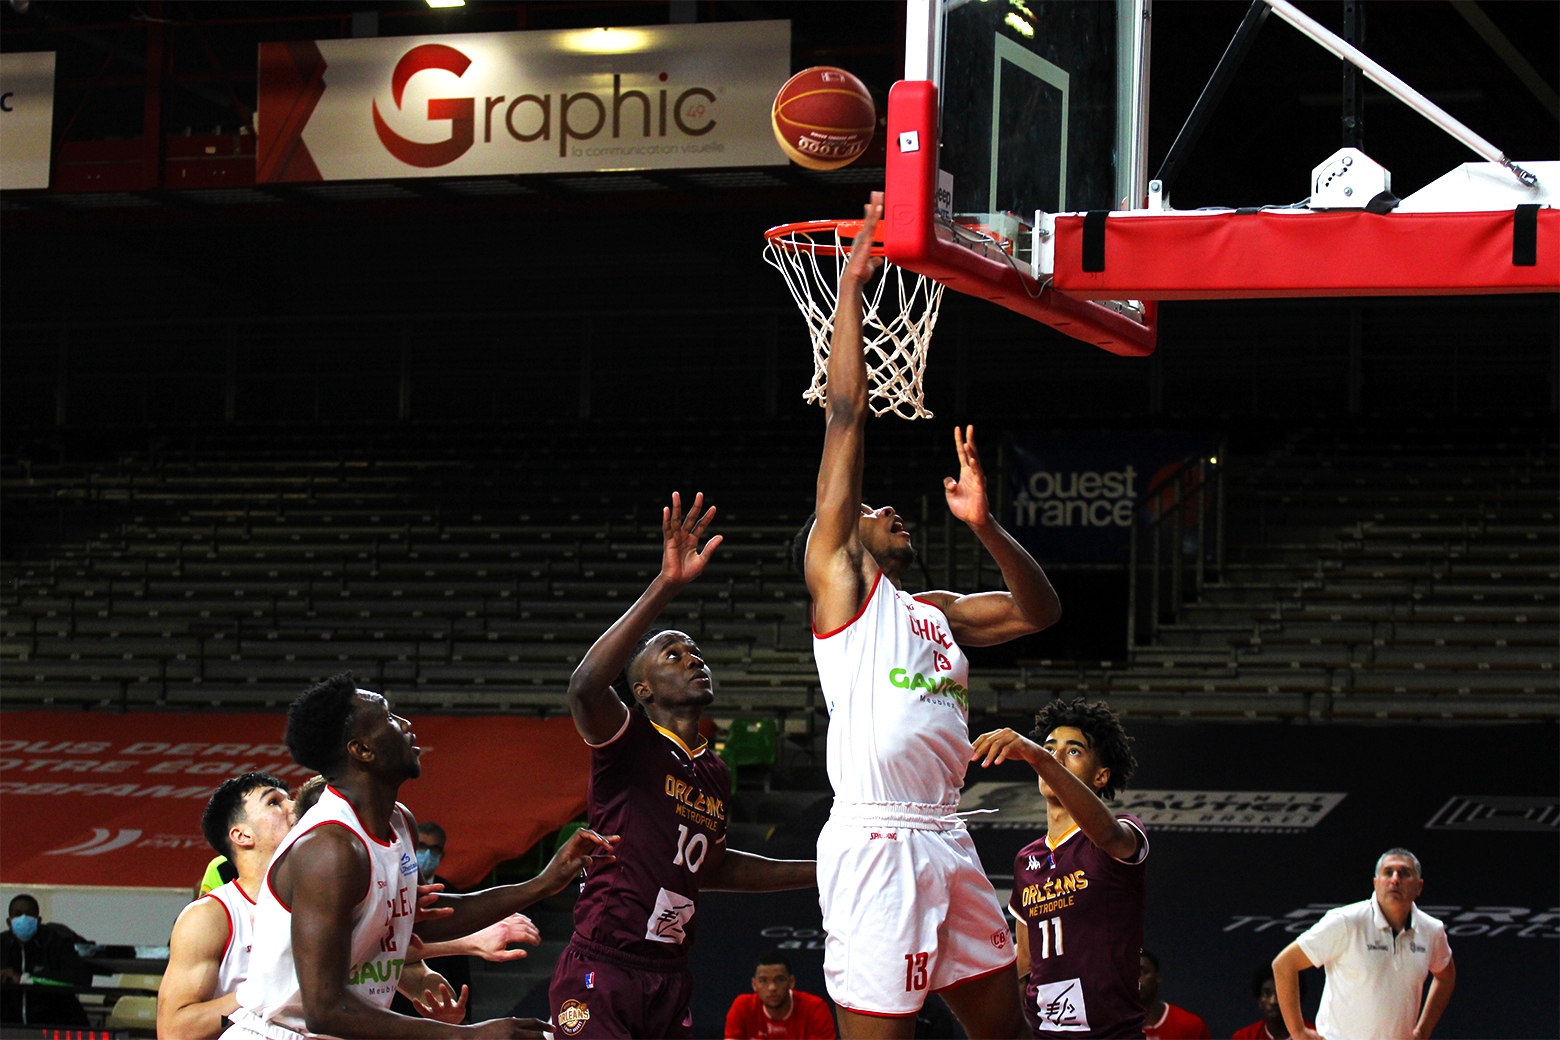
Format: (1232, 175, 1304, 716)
(725, 952, 837, 1040)
(1232, 967, 1312, 1040)
(1140, 951, 1211, 1039)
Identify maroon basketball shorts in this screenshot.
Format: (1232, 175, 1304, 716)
(548, 934, 696, 1039)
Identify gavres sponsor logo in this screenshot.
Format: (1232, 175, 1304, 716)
(371, 43, 719, 168)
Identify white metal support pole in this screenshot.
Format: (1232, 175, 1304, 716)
(1263, 0, 1539, 188)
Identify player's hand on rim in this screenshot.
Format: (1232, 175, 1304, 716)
(944, 425, 991, 527)
(841, 190, 884, 287)
(661, 491, 723, 588)
(971, 727, 1044, 768)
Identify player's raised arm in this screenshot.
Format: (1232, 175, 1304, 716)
(806, 192, 883, 633)
(970, 728, 1140, 861)
(566, 492, 723, 744)
(915, 425, 1061, 646)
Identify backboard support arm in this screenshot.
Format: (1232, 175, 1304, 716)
(1154, 0, 1269, 206)
(1263, 0, 1538, 188)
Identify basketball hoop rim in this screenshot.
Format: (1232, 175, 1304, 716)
(763, 218, 885, 257)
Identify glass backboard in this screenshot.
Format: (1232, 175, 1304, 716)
(911, 0, 1150, 270)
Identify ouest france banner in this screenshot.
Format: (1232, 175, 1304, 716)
(257, 21, 791, 182)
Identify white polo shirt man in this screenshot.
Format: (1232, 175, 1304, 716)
(1297, 896, 1452, 1040)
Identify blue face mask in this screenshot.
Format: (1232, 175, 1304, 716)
(415, 849, 442, 876)
(10, 915, 38, 942)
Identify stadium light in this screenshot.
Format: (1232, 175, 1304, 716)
(560, 27, 651, 54)
(425, 0, 465, 8)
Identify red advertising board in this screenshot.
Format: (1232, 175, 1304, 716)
(0, 711, 588, 890)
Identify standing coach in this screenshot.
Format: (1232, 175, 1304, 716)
(1271, 848, 1455, 1040)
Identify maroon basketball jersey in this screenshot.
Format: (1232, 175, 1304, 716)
(572, 708, 730, 960)
(1010, 816, 1149, 1038)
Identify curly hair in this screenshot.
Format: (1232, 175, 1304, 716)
(789, 513, 817, 580)
(1030, 696, 1137, 801)
(285, 673, 362, 773)
(201, 771, 288, 860)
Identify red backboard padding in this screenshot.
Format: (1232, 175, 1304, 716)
(1052, 208, 1559, 300)
(0, 711, 588, 889)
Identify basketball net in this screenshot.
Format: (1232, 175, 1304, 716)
(764, 219, 946, 420)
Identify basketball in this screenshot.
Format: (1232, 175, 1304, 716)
(771, 66, 876, 170)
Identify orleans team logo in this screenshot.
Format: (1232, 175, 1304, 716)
(558, 999, 591, 1036)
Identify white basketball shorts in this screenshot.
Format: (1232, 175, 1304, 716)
(817, 802, 1017, 1017)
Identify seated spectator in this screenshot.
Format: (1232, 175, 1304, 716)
(1234, 966, 1312, 1039)
(0, 894, 92, 1027)
(1141, 951, 1211, 1039)
(725, 951, 836, 1039)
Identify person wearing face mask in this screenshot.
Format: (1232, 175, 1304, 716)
(0, 894, 92, 1027)
(391, 822, 472, 1023)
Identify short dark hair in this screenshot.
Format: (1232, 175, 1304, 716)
(789, 513, 816, 579)
(417, 822, 447, 846)
(1252, 964, 1308, 1000)
(1031, 697, 1138, 801)
(756, 950, 793, 974)
(1141, 949, 1159, 972)
(610, 629, 666, 708)
(286, 673, 363, 773)
(201, 772, 288, 860)
(7, 894, 38, 918)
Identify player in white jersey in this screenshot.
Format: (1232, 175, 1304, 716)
(160, 773, 294, 1039)
(798, 192, 1062, 1039)
(163, 773, 545, 1039)
(225, 674, 618, 1040)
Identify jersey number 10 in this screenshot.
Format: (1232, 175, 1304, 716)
(672, 824, 709, 873)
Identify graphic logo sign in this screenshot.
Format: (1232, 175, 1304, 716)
(0, 51, 55, 190)
(257, 22, 790, 182)
(1224, 903, 1559, 940)
(371, 44, 475, 168)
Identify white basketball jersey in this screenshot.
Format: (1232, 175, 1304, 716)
(813, 572, 973, 808)
(233, 785, 418, 1035)
(204, 880, 256, 997)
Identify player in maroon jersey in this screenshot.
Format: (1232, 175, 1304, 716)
(549, 492, 818, 1039)
(972, 698, 1145, 1039)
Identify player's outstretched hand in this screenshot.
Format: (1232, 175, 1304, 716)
(971, 727, 1045, 769)
(841, 190, 884, 287)
(415, 882, 454, 922)
(538, 828, 620, 894)
(465, 913, 542, 962)
(466, 1017, 553, 1039)
(661, 491, 722, 588)
(409, 974, 468, 1024)
(943, 425, 991, 527)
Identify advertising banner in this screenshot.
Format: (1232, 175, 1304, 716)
(0, 51, 56, 190)
(1006, 432, 1219, 562)
(257, 21, 791, 182)
(0, 711, 588, 890)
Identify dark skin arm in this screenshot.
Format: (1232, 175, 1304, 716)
(916, 426, 1062, 646)
(700, 845, 816, 893)
(411, 823, 618, 944)
(567, 492, 722, 745)
(805, 192, 884, 634)
(971, 728, 1141, 861)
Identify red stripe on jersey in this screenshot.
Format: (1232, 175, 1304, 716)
(813, 570, 884, 639)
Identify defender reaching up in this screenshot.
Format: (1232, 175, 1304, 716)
(553, 493, 816, 1039)
(798, 192, 1062, 1039)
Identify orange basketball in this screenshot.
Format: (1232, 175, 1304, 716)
(771, 66, 876, 171)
